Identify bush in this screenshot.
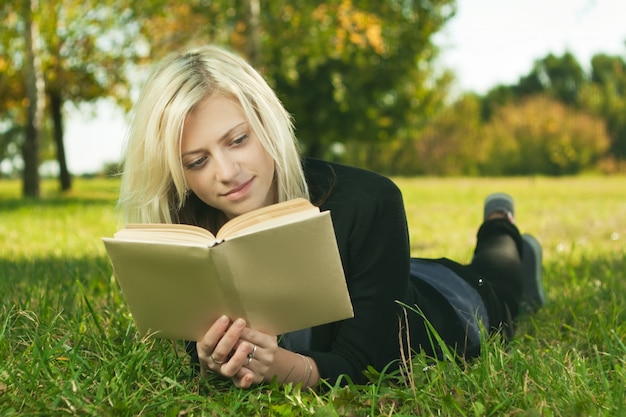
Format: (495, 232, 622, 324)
(481, 95, 611, 175)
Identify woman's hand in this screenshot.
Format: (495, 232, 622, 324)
(197, 315, 278, 388)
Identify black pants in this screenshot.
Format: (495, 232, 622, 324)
(409, 218, 524, 356)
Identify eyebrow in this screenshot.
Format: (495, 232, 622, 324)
(181, 122, 247, 158)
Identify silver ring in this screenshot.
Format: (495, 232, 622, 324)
(248, 344, 256, 359)
(210, 354, 224, 365)
(248, 344, 257, 360)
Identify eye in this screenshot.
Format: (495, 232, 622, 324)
(231, 133, 249, 146)
(185, 156, 207, 170)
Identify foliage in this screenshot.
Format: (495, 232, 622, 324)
(1, 176, 626, 415)
(133, 0, 456, 159)
(482, 51, 626, 170)
(3, 0, 626, 180)
(580, 53, 626, 159)
(0, 5, 24, 116)
(0, 0, 143, 112)
(409, 91, 612, 176)
(481, 95, 610, 175)
(481, 52, 587, 118)
(0, 0, 145, 191)
(516, 52, 586, 105)
(262, 0, 455, 159)
(413, 93, 485, 176)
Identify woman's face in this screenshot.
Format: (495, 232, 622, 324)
(181, 95, 277, 219)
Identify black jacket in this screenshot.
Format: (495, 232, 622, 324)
(299, 158, 418, 384)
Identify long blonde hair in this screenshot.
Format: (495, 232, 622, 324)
(117, 45, 309, 229)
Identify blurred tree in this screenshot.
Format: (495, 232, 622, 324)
(480, 84, 516, 121)
(0, 7, 25, 117)
(135, 0, 455, 167)
(0, 0, 142, 193)
(414, 93, 484, 175)
(1, 5, 28, 178)
(22, 0, 45, 197)
(481, 50, 625, 171)
(579, 53, 626, 160)
(482, 52, 586, 122)
(516, 52, 585, 105)
(264, 0, 455, 162)
(134, 1, 234, 58)
(482, 95, 610, 175)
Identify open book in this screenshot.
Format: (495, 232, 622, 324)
(102, 198, 354, 341)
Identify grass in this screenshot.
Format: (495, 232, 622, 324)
(1, 175, 625, 416)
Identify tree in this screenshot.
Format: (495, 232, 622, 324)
(516, 52, 585, 105)
(0, 4, 27, 178)
(39, 0, 141, 190)
(414, 93, 484, 175)
(1, 0, 143, 192)
(481, 49, 626, 169)
(579, 53, 626, 160)
(263, 0, 455, 162)
(480, 84, 516, 121)
(135, 0, 456, 169)
(482, 95, 610, 175)
(482, 52, 586, 122)
(22, 0, 45, 197)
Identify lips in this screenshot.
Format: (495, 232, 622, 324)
(223, 178, 253, 199)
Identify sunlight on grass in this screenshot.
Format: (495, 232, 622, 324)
(1, 175, 625, 416)
(0, 179, 120, 258)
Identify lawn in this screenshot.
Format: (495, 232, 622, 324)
(1, 175, 625, 416)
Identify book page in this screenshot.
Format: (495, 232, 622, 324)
(103, 240, 246, 341)
(111, 199, 317, 245)
(212, 211, 354, 335)
(103, 207, 353, 340)
(114, 223, 218, 246)
(216, 198, 318, 241)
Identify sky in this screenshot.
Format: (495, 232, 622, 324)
(437, 0, 626, 94)
(64, 0, 626, 174)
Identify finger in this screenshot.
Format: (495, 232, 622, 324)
(240, 327, 276, 345)
(233, 367, 257, 389)
(200, 317, 247, 368)
(210, 318, 247, 364)
(197, 315, 231, 360)
(219, 341, 255, 378)
(238, 329, 277, 368)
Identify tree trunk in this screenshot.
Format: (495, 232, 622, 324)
(50, 91, 72, 191)
(22, 0, 45, 198)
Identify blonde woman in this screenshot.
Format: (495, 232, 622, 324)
(117, 45, 545, 389)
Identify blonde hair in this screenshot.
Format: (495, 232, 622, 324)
(117, 45, 309, 227)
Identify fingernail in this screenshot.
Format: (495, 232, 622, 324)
(235, 318, 246, 328)
(219, 315, 229, 324)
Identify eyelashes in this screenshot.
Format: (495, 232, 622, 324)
(183, 133, 250, 171)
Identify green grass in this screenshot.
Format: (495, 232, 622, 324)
(1, 176, 625, 416)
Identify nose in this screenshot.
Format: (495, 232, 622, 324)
(213, 153, 239, 182)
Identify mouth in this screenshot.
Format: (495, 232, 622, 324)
(223, 178, 254, 199)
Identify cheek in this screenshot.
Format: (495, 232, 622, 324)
(257, 146, 275, 178)
(265, 156, 275, 178)
(185, 172, 210, 198)
(183, 171, 196, 192)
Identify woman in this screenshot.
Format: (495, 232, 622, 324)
(117, 45, 545, 389)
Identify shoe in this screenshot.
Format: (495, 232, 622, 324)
(484, 192, 515, 223)
(521, 234, 546, 313)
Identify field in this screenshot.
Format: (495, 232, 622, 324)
(1, 176, 625, 416)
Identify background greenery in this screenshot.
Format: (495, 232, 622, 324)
(2, 0, 626, 197)
(1, 176, 624, 416)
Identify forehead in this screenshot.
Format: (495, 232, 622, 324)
(191, 94, 244, 122)
(182, 96, 247, 142)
